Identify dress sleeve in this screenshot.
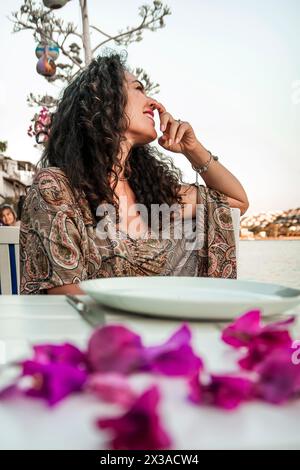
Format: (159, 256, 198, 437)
(193, 183, 237, 279)
(20, 168, 91, 294)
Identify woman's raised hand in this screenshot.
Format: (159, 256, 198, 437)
(153, 101, 199, 156)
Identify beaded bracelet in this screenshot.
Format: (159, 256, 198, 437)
(191, 150, 219, 174)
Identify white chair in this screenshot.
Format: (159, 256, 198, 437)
(0, 226, 20, 295)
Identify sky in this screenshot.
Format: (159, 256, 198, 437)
(0, 0, 299, 215)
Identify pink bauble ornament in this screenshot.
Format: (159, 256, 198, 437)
(36, 54, 56, 77)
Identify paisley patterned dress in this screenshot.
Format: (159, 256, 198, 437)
(20, 167, 237, 294)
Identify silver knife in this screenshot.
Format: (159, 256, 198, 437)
(66, 295, 105, 327)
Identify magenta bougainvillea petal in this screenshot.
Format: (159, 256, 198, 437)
(222, 310, 294, 370)
(32, 343, 85, 367)
(188, 373, 254, 410)
(21, 360, 87, 406)
(87, 373, 136, 407)
(254, 348, 300, 404)
(87, 325, 145, 375)
(142, 324, 203, 377)
(87, 324, 203, 378)
(97, 386, 172, 450)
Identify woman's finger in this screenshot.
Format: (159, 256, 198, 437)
(159, 112, 173, 133)
(174, 121, 188, 144)
(152, 101, 171, 131)
(154, 101, 166, 114)
(168, 120, 180, 146)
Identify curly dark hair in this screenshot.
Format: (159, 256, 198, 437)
(39, 51, 183, 224)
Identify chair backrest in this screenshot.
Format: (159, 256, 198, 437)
(0, 227, 20, 295)
(230, 208, 240, 272)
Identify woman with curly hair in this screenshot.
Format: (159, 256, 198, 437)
(20, 51, 249, 295)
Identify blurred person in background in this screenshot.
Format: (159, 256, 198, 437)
(0, 204, 20, 227)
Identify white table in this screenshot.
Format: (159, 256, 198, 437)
(0, 296, 300, 450)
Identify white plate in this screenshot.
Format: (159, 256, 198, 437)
(80, 277, 300, 320)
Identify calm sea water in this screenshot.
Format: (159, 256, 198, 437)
(238, 240, 300, 289)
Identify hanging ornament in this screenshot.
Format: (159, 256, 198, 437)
(35, 43, 46, 59)
(47, 44, 60, 60)
(35, 42, 59, 60)
(36, 47, 56, 77)
(43, 0, 69, 9)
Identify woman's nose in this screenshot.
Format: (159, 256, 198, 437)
(148, 99, 165, 114)
(148, 99, 159, 112)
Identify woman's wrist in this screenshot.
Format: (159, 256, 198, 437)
(183, 141, 211, 167)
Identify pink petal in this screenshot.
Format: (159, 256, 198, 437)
(87, 325, 145, 375)
(97, 386, 172, 450)
(255, 348, 300, 404)
(22, 360, 87, 406)
(188, 373, 254, 410)
(263, 316, 295, 332)
(143, 325, 203, 377)
(0, 384, 21, 400)
(87, 373, 136, 407)
(33, 343, 85, 366)
(187, 374, 203, 404)
(222, 310, 262, 348)
(238, 331, 293, 370)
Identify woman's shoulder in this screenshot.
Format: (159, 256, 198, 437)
(30, 167, 77, 208)
(24, 167, 94, 225)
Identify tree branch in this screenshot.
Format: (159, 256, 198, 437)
(90, 24, 113, 40)
(10, 0, 171, 133)
(92, 1, 171, 54)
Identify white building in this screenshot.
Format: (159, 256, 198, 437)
(0, 154, 35, 204)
